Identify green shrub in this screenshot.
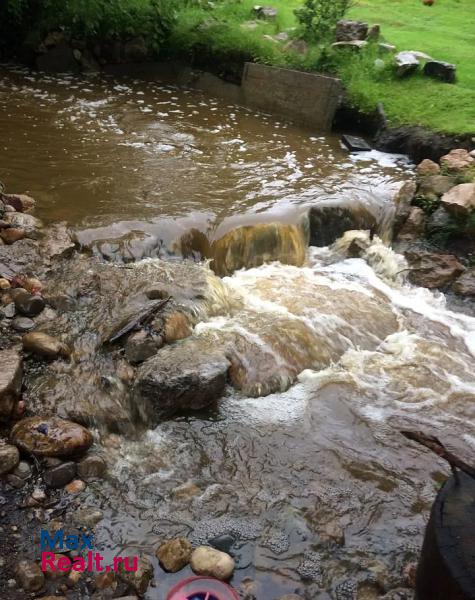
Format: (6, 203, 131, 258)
(295, 0, 352, 42)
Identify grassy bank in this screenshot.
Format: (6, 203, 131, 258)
(170, 0, 475, 135)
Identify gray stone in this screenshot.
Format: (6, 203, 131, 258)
(124, 329, 161, 364)
(4, 212, 42, 234)
(77, 454, 107, 481)
(0, 443, 20, 475)
(40, 222, 75, 259)
(332, 40, 368, 51)
(453, 269, 475, 297)
(15, 560, 45, 592)
(11, 317, 35, 332)
(44, 461, 77, 488)
(395, 52, 419, 77)
(0, 348, 22, 420)
(134, 337, 230, 424)
(253, 6, 278, 20)
(336, 20, 368, 42)
(427, 207, 451, 234)
(1, 303, 15, 318)
(424, 60, 456, 83)
(73, 508, 104, 528)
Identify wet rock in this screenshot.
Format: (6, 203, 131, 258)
(11, 316, 35, 332)
(346, 236, 371, 258)
(12, 288, 45, 317)
(1, 193, 36, 213)
(163, 311, 192, 344)
(118, 556, 153, 595)
(441, 183, 475, 216)
(253, 6, 278, 20)
(320, 520, 345, 545)
(1, 227, 26, 244)
(341, 134, 372, 152)
(11, 416, 93, 457)
(17, 276, 43, 294)
(44, 461, 77, 488)
(0, 348, 22, 420)
(424, 60, 456, 83)
(22, 332, 70, 359)
(0, 238, 43, 275)
(73, 508, 103, 528)
(393, 181, 417, 235)
(0, 443, 20, 475)
(15, 560, 45, 592)
(124, 329, 161, 364)
(309, 204, 377, 247)
(124, 37, 149, 62)
(95, 570, 117, 590)
(172, 481, 201, 499)
(440, 148, 475, 173)
(0, 277, 11, 289)
(4, 211, 42, 234)
(336, 20, 368, 42)
(77, 454, 107, 481)
(7, 460, 31, 487)
(397, 207, 427, 241)
(395, 52, 419, 77)
(134, 337, 230, 424)
(416, 159, 440, 176)
(190, 546, 235, 580)
(209, 534, 235, 554)
(405, 250, 465, 288)
(277, 596, 305, 600)
(156, 538, 192, 572)
(1, 302, 15, 318)
(403, 562, 417, 588)
(40, 222, 75, 259)
(211, 222, 308, 276)
(418, 174, 455, 199)
(65, 479, 87, 494)
(453, 268, 475, 297)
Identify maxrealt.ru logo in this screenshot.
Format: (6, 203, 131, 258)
(40, 529, 138, 573)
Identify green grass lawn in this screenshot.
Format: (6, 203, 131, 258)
(171, 0, 475, 134)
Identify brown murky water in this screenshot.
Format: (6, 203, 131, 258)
(1, 65, 475, 600)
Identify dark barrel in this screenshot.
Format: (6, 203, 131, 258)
(416, 472, 475, 600)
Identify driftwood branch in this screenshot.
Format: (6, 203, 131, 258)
(401, 430, 475, 480)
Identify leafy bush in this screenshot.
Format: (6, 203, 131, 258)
(0, 0, 179, 54)
(295, 0, 352, 42)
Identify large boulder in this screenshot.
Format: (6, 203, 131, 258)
(336, 20, 368, 42)
(423, 60, 456, 83)
(395, 52, 419, 77)
(0, 348, 22, 420)
(309, 203, 377, 247)
(440, 149, 475, 174)
(418, 175, 455, 199)
(396, 207, 427, 241)
(452, 269, 475, 297)
(134, 337, 230, 424)
(405, 250, 465, 289)
(416, 159, 440, 177)
(441, 183, 475, 216)
(11, 416, 93, 457)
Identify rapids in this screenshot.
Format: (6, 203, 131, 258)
(1, 64, 474, 599)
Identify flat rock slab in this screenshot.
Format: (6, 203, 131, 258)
(341, 134, 371, 152)
(11, 416, 93, 457)
(134, 336, 230, 424)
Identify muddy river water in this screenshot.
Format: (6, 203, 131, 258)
(1, 65, 475, 599)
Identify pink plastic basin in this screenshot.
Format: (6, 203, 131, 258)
(166, 576, 240, 600)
